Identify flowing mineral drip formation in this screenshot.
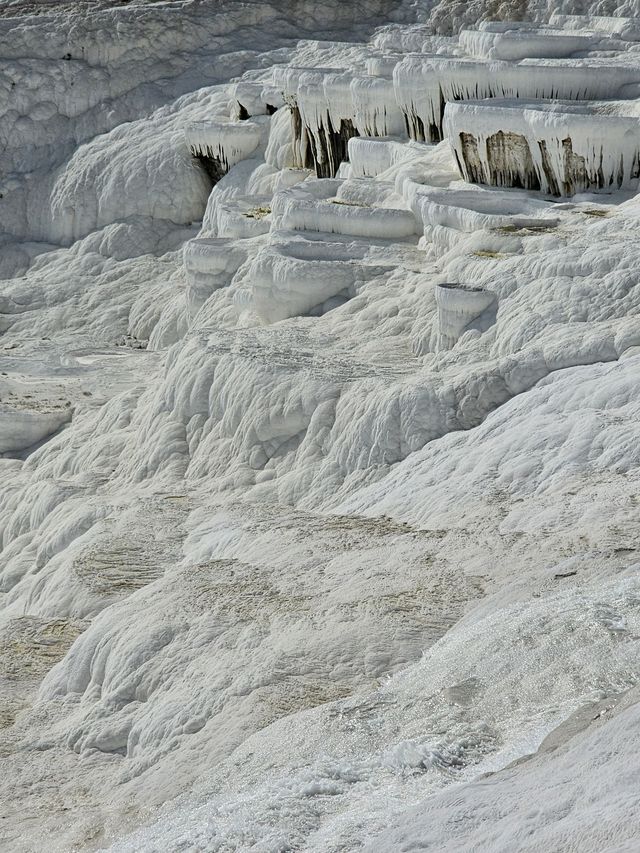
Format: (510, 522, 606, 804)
(6, 5, 640, 853)
(435, 282, 497, 350)
(445, 99, 640, 196)
(184, 120, 265, 183)
(394, 56, 640, 144)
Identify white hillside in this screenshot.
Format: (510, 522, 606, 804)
(2, 2, 640, 852)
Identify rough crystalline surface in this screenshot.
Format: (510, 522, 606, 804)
(6, 2, 640, 852)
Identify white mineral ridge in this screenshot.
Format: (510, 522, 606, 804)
(445, 97, 640, 195)
(4, 0, 640, 852)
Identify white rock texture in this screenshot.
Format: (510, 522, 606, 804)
(4, 2, 640, 852)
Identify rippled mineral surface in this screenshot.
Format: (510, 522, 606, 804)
(3, 0, 640, 850)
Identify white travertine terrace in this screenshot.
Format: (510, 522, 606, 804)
(235, 240, 358, 323)
(393, 56, 640, 143)
(435, 282, 497, 350)
(296, 72, 359, 177)
(274, 32, 640, 182)
(458, 27, 598, 60)
(478, 20, 554, 32)
(334, 177, 398, 206)
(184, 119, 264, 180)
(9, 6, 640, 851)
(204, 194, 273, 239)
(275, 65, 403, 177)
(347, 136, 411, 176)
(445, 99, 640, 196)
(229, 81, 284, 119)
(272, 65, 336, 172)
(404, 184, 559, 253)
(0, 405, 71, 453)
(183, 238, 248, 318)
(272, 181, 417, 239)
(371, 22, 435, 52)
(550, 13, 640, 40)
(351, 75, 406, 137)
(365, 53, 402, 78)
(270, 177, 342, 222)
(410, 185, 558, 231)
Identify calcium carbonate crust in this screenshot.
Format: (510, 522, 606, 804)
(3, 1, 640, 851)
